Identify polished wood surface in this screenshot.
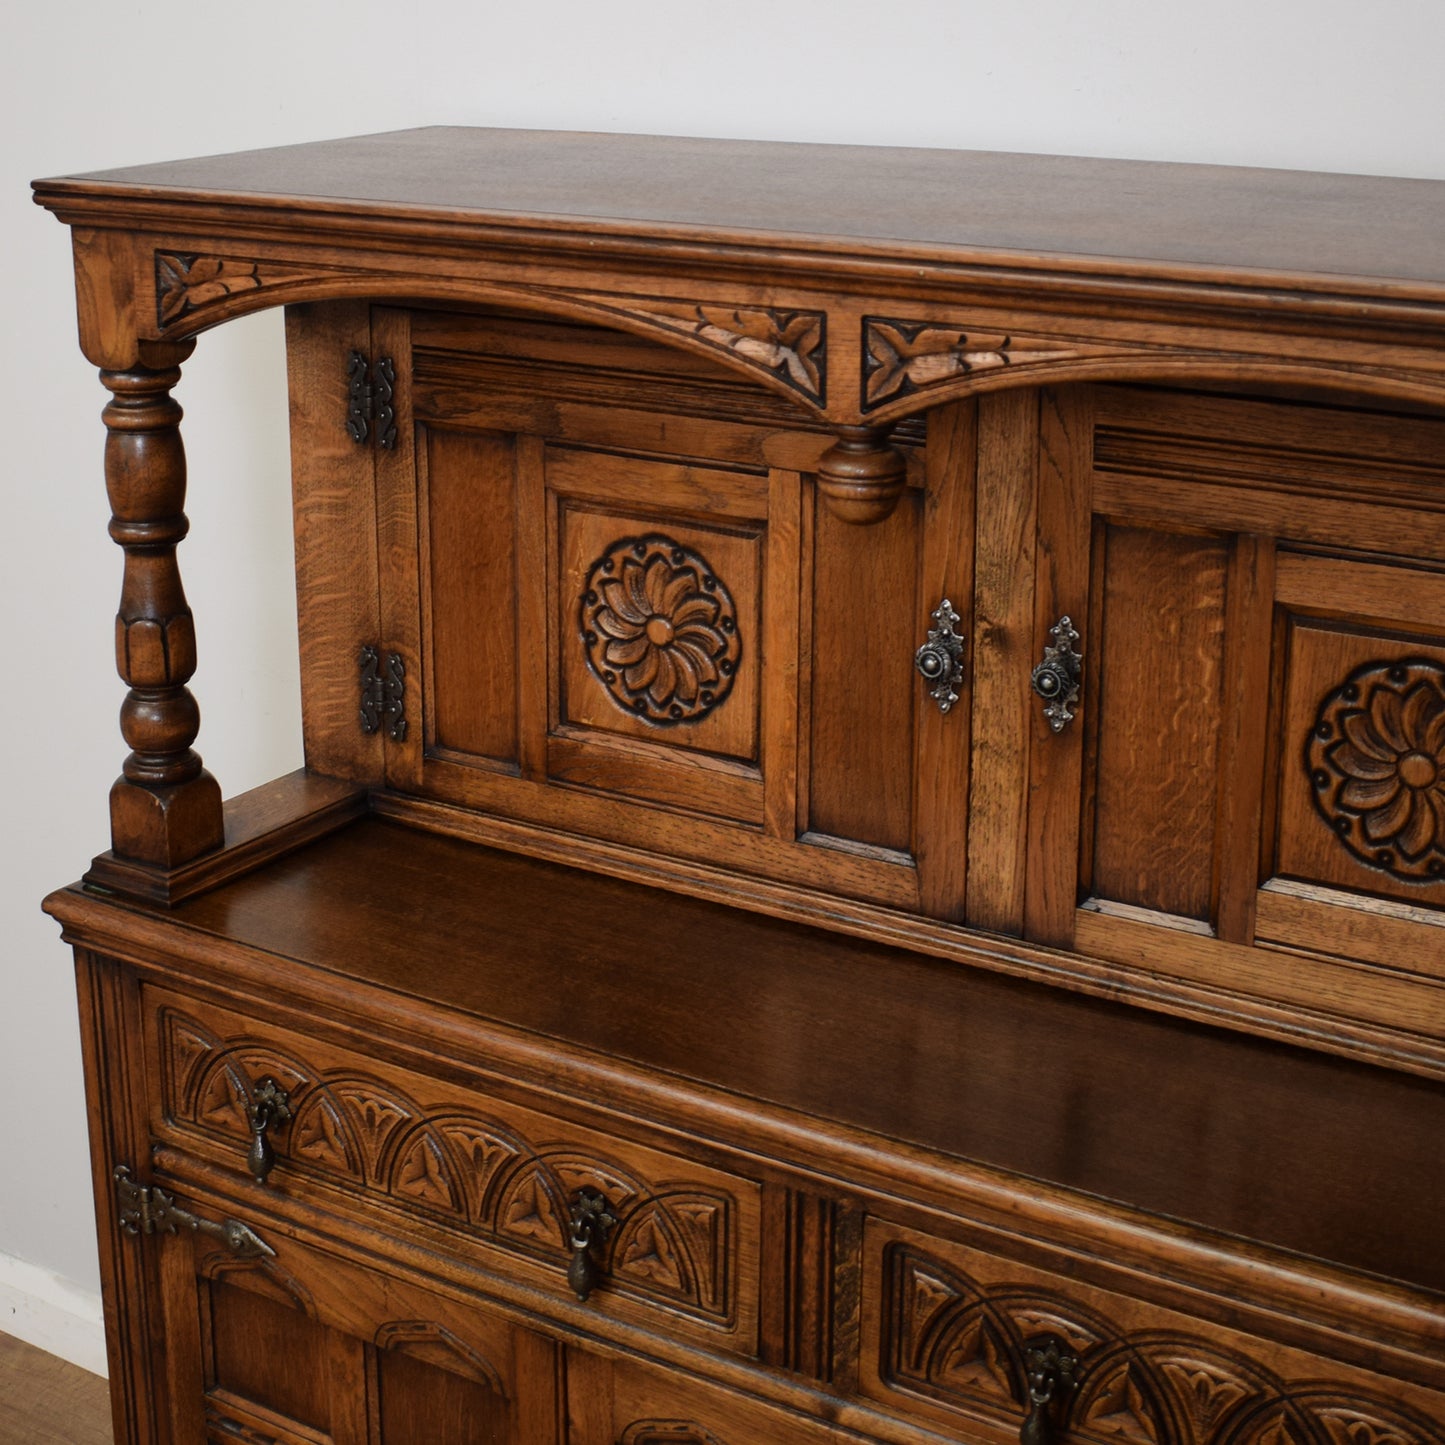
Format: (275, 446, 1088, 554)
(52, 815, 1445, 1292)
(33, 128, 1445, 289)
(0, 1334, 111, 1445)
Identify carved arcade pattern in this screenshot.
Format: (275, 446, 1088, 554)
(580, 535, 741, 726)
(160, 1010, 735, 1325)
(861, 316, 1140, 411)
(884, 1246, 1443, 1445)
(1307, 658, 1445, 882)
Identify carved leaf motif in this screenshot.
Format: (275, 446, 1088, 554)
(1314, 1408, 1416, 1445)
(389, 1128, 462, 1212)
(1155, 1357, 1254, 1438)
(155, 253, 261, 324)
(1080, 1363, 1165, 1444)
(580, 534, 742, 725)
(861, 316, 1145, 410)
(932, 1314, 1018, 1402)
(498, 1166, 566, 1248)
(291, 1096, 361, 1176)
(195, 1058, 251, 1131)
(574, 294, 826, 402)
(433, 1120, 523, 1218)
(163, 1012, 219, 1109)
(615, 1207, 687, 1291)
(329, 1082, 414, 1179)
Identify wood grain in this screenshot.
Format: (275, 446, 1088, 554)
(0, 1333, 111, 1445)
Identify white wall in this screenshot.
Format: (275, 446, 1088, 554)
(4, 0, 1444, 1368)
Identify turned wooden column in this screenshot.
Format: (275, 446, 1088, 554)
(100, 350, 224, 868)
(815, 425, 907, 524)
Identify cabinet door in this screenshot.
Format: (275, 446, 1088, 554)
(152, 1189, 561, 1444)
(996, 385, 1445, 1046)
(356, 305, 974, 920)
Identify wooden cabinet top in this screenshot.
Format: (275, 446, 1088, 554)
(32, 125, 1445, 294)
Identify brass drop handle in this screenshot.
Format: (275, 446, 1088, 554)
(916, 599, 965, 714)
(1031, 616, 1083, 732)
(1020, 1335, 1080, 1445)
(566, 1188, 618, 1302)
(244, 1078, 293, 1185)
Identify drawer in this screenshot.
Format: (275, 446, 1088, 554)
(141, 986, 762, 1358)
(859, 1216, 1445, 1445)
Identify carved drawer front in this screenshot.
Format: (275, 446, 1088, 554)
(859, 1218, 1445, 1445)
(142, 987, 761, 1357)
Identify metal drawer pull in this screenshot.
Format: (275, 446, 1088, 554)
(566, 1188, 618, 1302)
(244, 1078, 293, 1185)
(915, 598, 965, 714)
(1031, 616, 1083, 732)
(1021, 1334, 1080, 1445)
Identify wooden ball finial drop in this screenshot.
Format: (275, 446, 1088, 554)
(816, 426, 907, 525)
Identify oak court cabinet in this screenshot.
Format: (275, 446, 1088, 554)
(33, 128, 1445, 1445)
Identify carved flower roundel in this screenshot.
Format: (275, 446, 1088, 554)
(1307, 658, 1445, 881)
(580, 535, 741, 726)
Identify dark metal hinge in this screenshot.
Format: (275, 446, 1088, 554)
(359, 644, 408, 741)
(346, 350, 397, 450)
(113, 1165, 273, 1259)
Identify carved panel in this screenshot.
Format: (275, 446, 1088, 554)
(373, 1321, 507, 1395)
(880, 1246, 1444, 1445)
(861, 316, 1140, 411)
(1307, 659, 1445, 881)
(158, 1010, 738, 1327)
(566, 293, 826, 403)
(580, 534, 742, 726)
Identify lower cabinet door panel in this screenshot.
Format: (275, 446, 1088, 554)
(858, 1218, 1445, 1445)
(151, 1189, 563, 1444)
(564, 1348, 848, 1445)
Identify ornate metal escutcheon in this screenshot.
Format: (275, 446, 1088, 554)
(1031, 616, 1083, 732)
(566, 1188, 618, 1302)
(915, 599, 966, 714)
(1020, 1334, 1080, 1445)
(114, 1165, 274, 1260)
(244, 1077, 293, 1185)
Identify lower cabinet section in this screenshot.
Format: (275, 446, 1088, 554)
(858, 1218, 1445, 1445)
(68, 939, 1445, 1445)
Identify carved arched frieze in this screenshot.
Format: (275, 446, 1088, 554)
(858, 314, 1445, 423)
(159, 1012, 737, 1325)
(882, 1246, 1445, 1445)
(151, 249, 827, 409)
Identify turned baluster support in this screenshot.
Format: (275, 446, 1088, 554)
(100, 349, 224, 869)
(815, 425, 908, 525)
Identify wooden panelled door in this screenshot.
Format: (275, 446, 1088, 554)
(153, 1200, 561, 1444)
(1005, 384, 1445, 1030)
(347, 304, 975, 921)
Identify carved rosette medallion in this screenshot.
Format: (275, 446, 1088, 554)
(1307, 659, 1445, 881)
(580, 535, 741, 726)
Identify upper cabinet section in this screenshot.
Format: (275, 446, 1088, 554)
(34, 129, 1445, 1077)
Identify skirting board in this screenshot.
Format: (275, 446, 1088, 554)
(0, 1251, 107, 1377)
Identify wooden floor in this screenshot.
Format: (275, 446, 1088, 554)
(0, 1333, 111, 1444)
